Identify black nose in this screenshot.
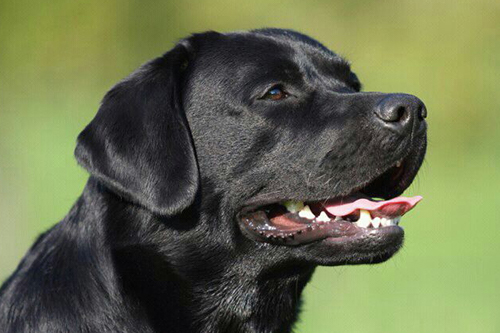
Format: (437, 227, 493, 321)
(375, 94, 427, 135)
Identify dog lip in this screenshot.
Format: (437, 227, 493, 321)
(239, 210, 361, 245)
(321, 225, 404, 251)
(239, 208, 405, 246)
(324, 225, 403, 241)
(318, 225, 405, 259)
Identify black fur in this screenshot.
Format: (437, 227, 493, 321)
(0, 29, 427, 333)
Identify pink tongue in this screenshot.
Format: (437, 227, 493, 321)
(324, 196, 422, 218)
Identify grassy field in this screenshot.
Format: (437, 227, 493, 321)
(1, 0, 499, 332)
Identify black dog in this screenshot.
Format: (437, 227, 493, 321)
(0, 29, 427, 333)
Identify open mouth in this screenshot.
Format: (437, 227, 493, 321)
(239, 158, 422, 246)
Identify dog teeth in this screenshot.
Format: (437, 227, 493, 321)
(283, 200, 304, 213)
(298, 205, 316, 219)
(316, 211, 330, 222)
(353, 210, 401, 229)
(355, 209, 371, 228)
(396, 160, 402, 168)
(284, 201, 402, 227)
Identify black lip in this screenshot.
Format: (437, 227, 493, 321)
(323, 225, 403, 244)
(240, 207, 405, 246)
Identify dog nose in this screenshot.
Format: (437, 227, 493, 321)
(375, 94, 426, 135)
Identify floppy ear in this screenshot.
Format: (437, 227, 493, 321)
(75, 42, 199, 216)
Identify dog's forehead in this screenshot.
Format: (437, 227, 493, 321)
(192, 31, 352, 83)
(229, 30, 349, 66)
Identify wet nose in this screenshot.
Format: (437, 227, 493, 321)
(375, 94, 427, 135)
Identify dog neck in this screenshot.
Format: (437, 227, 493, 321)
(77, 178, 316, 333)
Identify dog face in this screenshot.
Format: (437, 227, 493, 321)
(76, 29, 426, 268)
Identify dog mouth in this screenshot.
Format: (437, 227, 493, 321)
(239, 158, 422, 246)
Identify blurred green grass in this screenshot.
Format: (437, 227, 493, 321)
(1, 0, 499, 332)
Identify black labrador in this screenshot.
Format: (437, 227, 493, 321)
(0, 29, 427, 333)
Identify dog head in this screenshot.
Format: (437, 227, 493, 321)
(76, 29, 427, 267)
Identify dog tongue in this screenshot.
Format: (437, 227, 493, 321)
(324, 196, 422, 218)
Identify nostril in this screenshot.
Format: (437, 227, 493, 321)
(395, 106, 408, 123)
(375, 104, 409, 123)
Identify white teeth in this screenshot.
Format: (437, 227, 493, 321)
(317, 211, 330, 222)
(298, 205, 316, 219)
(396, 160, 402, 168)
(355, 209, 371, 228)
(283, 200, 304, 213)
(380, 217, 401, 227)
(352, 211, 402, 229)
(283, 200, 402, 228)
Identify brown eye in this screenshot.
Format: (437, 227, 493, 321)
(263, 86, 288, 100)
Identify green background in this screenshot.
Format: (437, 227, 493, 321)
(1, 0, 499, 332)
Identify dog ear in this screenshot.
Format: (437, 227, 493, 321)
(75, 41, 198, 216)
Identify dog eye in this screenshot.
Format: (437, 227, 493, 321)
(262, 86, 288, 101)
